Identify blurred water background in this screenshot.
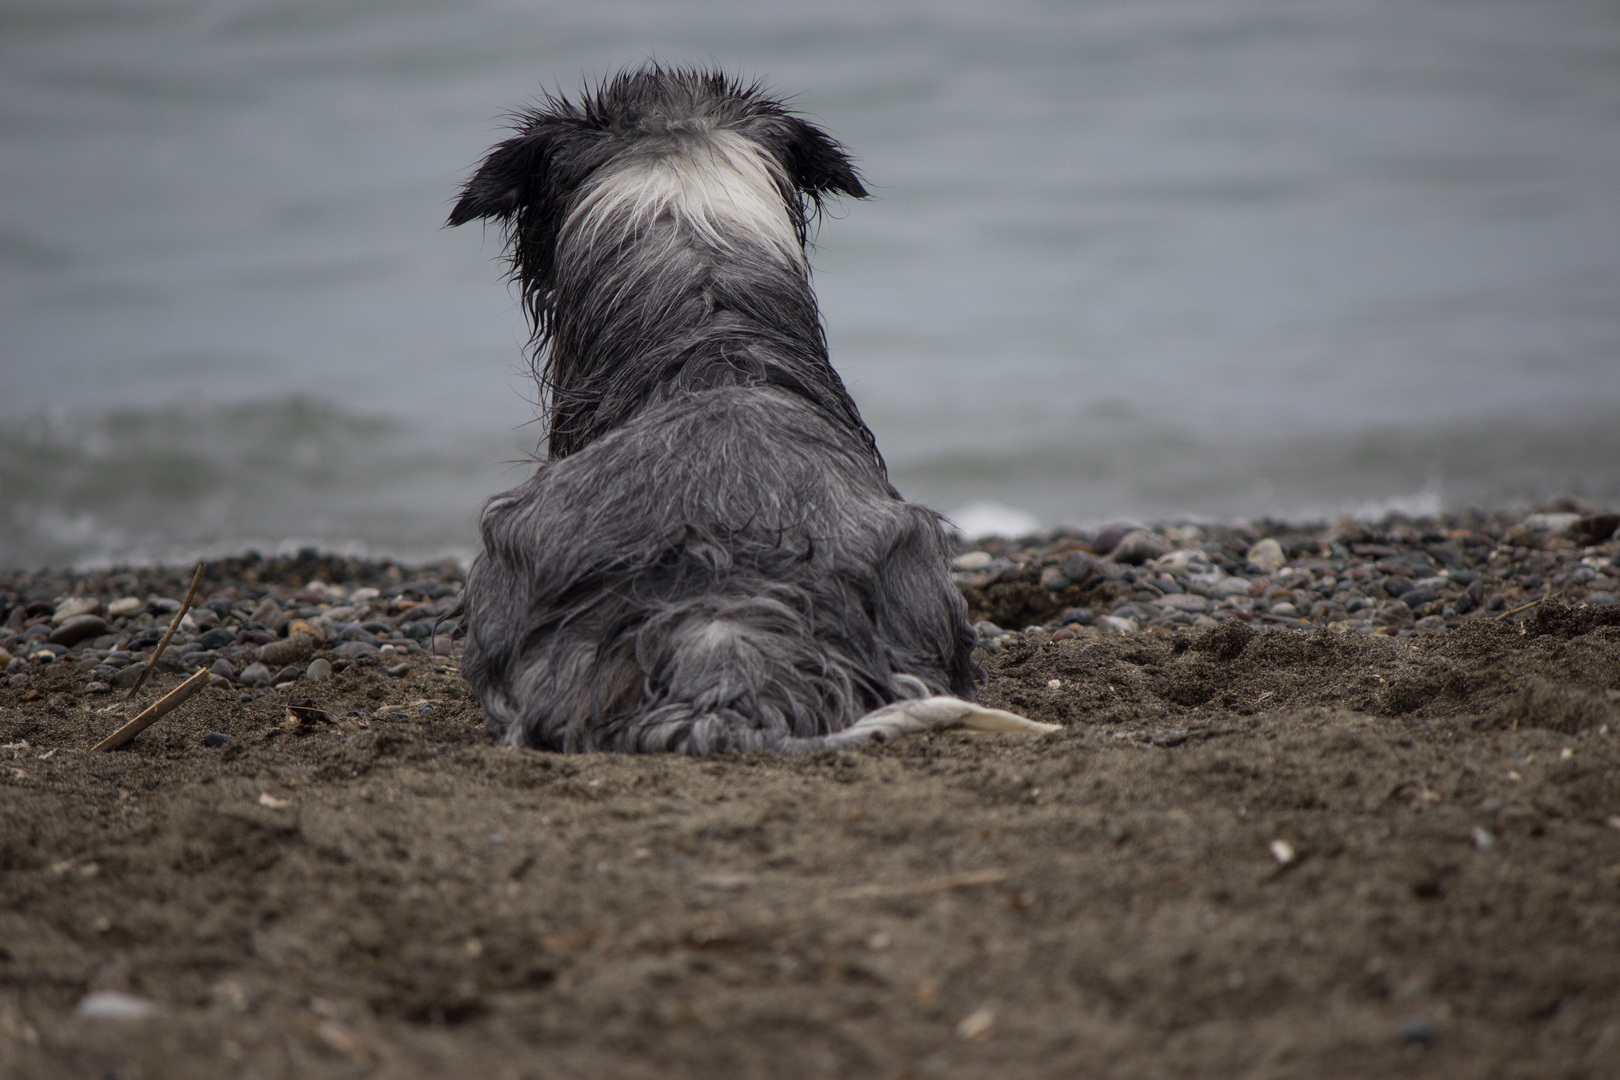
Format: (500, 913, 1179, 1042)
(4, 0, 1619, 568)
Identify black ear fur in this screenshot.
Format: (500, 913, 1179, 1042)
(448, 130, 558, 227)
(778, 117, 868, 200)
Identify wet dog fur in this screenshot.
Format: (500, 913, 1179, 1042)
(449, 66, 1044, 753)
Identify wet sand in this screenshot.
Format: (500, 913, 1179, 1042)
(3, 513, 1619, 1079)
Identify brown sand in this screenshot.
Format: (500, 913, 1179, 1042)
(3, 606, 1620, 1078)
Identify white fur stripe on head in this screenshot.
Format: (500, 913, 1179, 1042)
(562, 127, 803, 264)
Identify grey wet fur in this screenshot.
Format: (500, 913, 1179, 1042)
(449, 66, 978, 753)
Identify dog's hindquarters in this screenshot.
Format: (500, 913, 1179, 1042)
(459, 388, 978, 754)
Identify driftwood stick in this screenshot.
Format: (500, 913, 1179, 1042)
(95, 667, 212, 752)
(830, 868, 1009, 901)
(125, 561, 205, 700)
(1495, 588, 1564, 621)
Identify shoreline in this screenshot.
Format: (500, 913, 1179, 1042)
(4, 504, 1616, 689)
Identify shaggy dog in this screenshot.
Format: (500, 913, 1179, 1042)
(449, 66, 1053, 753)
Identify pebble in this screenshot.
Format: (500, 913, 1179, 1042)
(952, 551, 993, 571)
(1108, 529, 1171, 565)
(49, 614, 109, 647)
(336, 640, 379, 659)
(210, 658, 235, 680)
(260, 632, 317, 667)
(238, 662, 272, 688)
(1399, 1020, 1441, 1046)
(272, 665, 303, 685)
(51, 597, 102, 625)
(75, 991, 157, 1021)
(306, 657, 333, 682)
(1091, 522, 1141, 556)
(250, 596, 283, 627)
(203, 732, 230, 748)
(1246, 538, 1286, 572)
(106, 596, 143, 618)
(432, 637, 455, 656)
(85, 681, 111, 694)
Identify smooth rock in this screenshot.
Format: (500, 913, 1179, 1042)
(952, 551, 992, 571)
(1586, 592, 1617, 607)
(250, 596, 283, 627)
(260, 632, 317, 667)
(85, 681, 111, 694)
(75, 991, 157, 1021)
(305, 657, 333, 682)
(210, 658, 235, 680)
(1522, 512, 1580, 534)
(1092, 522, 1141, 557)
(1060, 551, 1099, 582)
(1245, 538, 1286, 573)
(195, 627, 236, 651)
(1057, 606, 1093, 626)
(431, 636, 454, 656)
(1574, 513, 1620, 545)
(1098, 615, 1138, 634)
(1269, 602, 1298, 617)
(111, 665, 147, 689)
(1157, 593, 1209, 613)
(203, 732, 230, 748)
(1216, 577, 1254, 596)
(51, 597, 102, 626)
(238, 662, 273, 688)
(106, 595, 143, 621)
(1108, 530, 1170, 565)
(336, 640, 379, 659)
(271, 665, 303, 685)
(146, 596, 182, 616)
(49, 615, 109, 647)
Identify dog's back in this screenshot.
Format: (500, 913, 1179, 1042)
(450, 68, 1038, 753)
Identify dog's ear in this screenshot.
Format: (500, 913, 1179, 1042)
(777, 117, 868, 200)
(448, 129, 561, 227)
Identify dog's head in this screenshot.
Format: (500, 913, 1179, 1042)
(449, 65, 867, 321)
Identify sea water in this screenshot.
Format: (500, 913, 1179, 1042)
(4, 0, 1619, 567)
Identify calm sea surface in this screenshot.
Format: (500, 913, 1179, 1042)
(4, 0, 1619, 567)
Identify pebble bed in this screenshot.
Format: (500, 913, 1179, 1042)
(0, 551, 466, 696)
(2, 506, 1617, 692)
(951, 504, 1620, 650)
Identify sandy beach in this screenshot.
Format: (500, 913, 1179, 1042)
(3, 505, 1618, 1078)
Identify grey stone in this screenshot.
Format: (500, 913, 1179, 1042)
(1245, 538, 1286, 573)
(49, 614, 109, 647)
(1091, 522, 1141, 557)
(210, 658, 235, 680)
(1586, 592, 1617, 607)
(305, 657, 333, 682)
(336, 640, 379, 659)
(1108, 530, 1170, 565)
(238, 662, 272, 687)
(250, 596, 283, 627)
(260, 632, 317, 667)
(1060, 551, 1099, 583)
(51, 597, 102, 626)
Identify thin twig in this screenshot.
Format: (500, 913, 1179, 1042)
(94, 667, 211, 752)
(125, 562, 205, 700)
(1495, 588, 1564, 621)
(830, 868, 1008, 901)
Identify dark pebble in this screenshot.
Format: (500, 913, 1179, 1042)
(196, 626, 236, 651)
(202, 732, 230, 748)
(49, 615, 109, 648)
(1400, 1020, 1440, 1045)
(1058, 606, 1094, 626)
(336, 640, 379, 659)
(1091, 522, 1140, 557)
(1402, 587, 1439, 607)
